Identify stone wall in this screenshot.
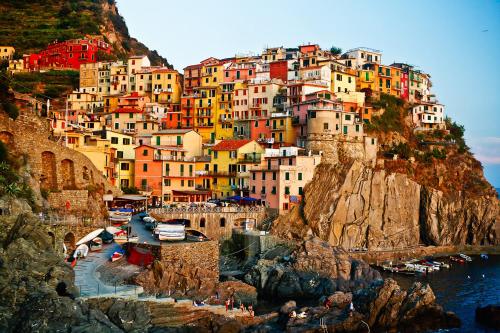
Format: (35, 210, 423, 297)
(149, 207, 266, 239)
(134, 240, 220, 296)
(306, 134, 377, 165)
(0, 113, 119, 218)
(48, 190, 90, 212)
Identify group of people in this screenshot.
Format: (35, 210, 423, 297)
(224, 297, 254, 318)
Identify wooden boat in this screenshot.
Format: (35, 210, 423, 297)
(113, 230, 128, 244)
(450, 256, 465, 263)
(89, 237, 102, 251)
(110, 251, 124, 262)
(459, 253, 472, 262)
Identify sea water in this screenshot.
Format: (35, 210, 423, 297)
(380, 255, 500, 333)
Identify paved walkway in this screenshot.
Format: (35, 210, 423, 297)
(74, 243, 142, 297)
(129, 213, 160, 246)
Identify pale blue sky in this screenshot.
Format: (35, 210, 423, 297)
(118, 0, 500, 187)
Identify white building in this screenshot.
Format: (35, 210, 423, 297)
(341, 47, 382, 69)
(411, 102, 446, 130)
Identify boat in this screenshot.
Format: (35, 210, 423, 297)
(76, 228, 105, 246)
(73, 244, 89, 258)
(459, 253, 472, 262)
(450, 256, 465, 263)
(110, 251, 124, 262)
(108, 210, 132, 224)
(405, 263, 429, 273)
(89, 237, 102, 251)
(127, 235, 139, 243)
(154, 224, 185, 241)
(480, 253, 489, 259)
(430, 260, 450, 269)
(113, 230, 128, 244)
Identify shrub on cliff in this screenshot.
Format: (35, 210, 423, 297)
(366, 93, 405, 133)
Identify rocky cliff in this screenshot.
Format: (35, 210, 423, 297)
(273, 158, 499, 249)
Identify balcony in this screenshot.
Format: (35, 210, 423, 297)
(207, 171, 237, 177)
(154, 154, 194, 162)
(238, 154, 261, 163)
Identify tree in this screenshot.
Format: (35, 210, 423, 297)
(330, 46, 342, 55)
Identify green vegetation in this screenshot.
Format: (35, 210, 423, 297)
(389, 142, 411, 159)
(445, 116, 469, 153)
(366, 93, 405, 133)
(330, 46, 342, 55)
(122, 186, 140, 194)
(10, 70, 79, 100)
(0, 0, 169, 66)
(0, 142, 35, 207)
(0, 69, 19, 119)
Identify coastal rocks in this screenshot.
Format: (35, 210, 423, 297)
(475, 304, 500, 330)
(272, 159, 499, 249)
(244, 238, 380, 300)
(353, 278, 460, 332)
(215, 280, 258, 305)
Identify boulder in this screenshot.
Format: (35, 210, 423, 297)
(475, 305, 500, 330)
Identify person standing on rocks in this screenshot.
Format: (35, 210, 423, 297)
(230, 295, 235, 310)
(225, 299, 230, 312)
(349, 301, 355, 317)
(240, 303, 245, 313)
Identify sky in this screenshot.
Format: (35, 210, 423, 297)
(118, 0, 500, 187)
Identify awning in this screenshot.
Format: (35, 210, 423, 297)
(115, 195, 148, 201)
(172, 190, 211, 195)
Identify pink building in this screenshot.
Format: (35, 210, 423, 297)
(223, 61, 257, 82)
(249, 147, 321, 214)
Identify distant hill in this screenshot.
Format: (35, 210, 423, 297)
(0, 0, 170, 67)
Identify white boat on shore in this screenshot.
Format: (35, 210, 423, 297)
(459, 253, 472, 262)
(154, 224, 185, 241)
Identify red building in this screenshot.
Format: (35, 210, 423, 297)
(24, 37, 111, 71)
(269, 60, 288, 82)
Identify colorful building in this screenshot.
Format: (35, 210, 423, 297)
(0, 46, 15, 61)
(249, 147, 321, 213)
(209, 139, 264, 198)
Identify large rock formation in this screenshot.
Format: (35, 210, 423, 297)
(272, 159, 499, 249)
(244, 238, 380, 299)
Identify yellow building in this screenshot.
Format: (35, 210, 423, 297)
(194, 86, 217, 143)
(377, 64, 401, 97)
(151, 68, 182, 109)
(67, 90, 101, 112)
(330, 61, 357, 94)
(270, 114, 295, 145)
(104, 95, 120, 113)
(0, 46, 15, 61)
(8, 59, 24, 74)
(110, 107, 145, 134)
(66, 131, 117, 185)
(209, 139, 264, 199)
(102, 130, 137, 189)
(356, 68, 377, 93)
(216, 82, 235, 140)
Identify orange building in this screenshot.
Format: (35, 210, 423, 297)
(134, 145, 163, 205)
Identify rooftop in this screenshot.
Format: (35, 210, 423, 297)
(212, 139, 252, 151)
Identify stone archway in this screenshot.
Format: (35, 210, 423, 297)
(0, 131, 14, 145)
(41, 151, 58, 190)
(60, 159, 76, 189)
(64, 232, 76, 251)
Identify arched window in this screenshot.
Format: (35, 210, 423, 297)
(220, 217, 226, 227)
(200, 218, 206, 228)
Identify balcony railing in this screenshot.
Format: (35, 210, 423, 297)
(207, 171, 237, 177)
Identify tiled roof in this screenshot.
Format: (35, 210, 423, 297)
(113, 107, 143, 113)
(212, 139, 252, 151)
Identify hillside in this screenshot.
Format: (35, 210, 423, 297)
(272, 94, 499, 249)
(0, 0, 170, 67)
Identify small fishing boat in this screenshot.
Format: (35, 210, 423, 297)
(110, 251, 124, 262)
(89, 237, 102, 251)
(458, 253, 472, 262)
(450, 256, 465, 263)
(480, 253, 489, 259)
(113, 230, 128, 244)
(430, 261, 450, 269)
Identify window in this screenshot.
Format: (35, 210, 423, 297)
(156, 136, 160, 145)
(114, 123, 119, 130)
(299, 187, 303, 195)
(181, 180, 185, 187)
(252, 186, 256, 193)
(285, 186, 290, 195)
(262, 172, 266, 180)
(355, 124, 360, 132)
(123, 138, 130, 145)
(213, 151, 218, 159)
(164, 179, 171, 186)
(143, 163, 148, 172)
(143, 149, 148, 156)
(129, 113, 133, 119)
(143, 122, 147, 130)
(120, 162, 129, 170)
(117, 151, 124, 159)
(200, 218, 206, 228)
(252, 172, 256, 180)
(220, 218, 226, 227)
(115, 113, 119, 119)
(261, 186, 266, 194)
(141, 179, 147, 188)
(272, 172, 276, 180)
(345, 115, 351, 121)
(111, 137, 118, 144)
(298, 173, 302, 181)
(176, 136, 182, 145)
(285, 172, 289, 180)
(324, 122, 329, 130)
(271, 186, 276, 194)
